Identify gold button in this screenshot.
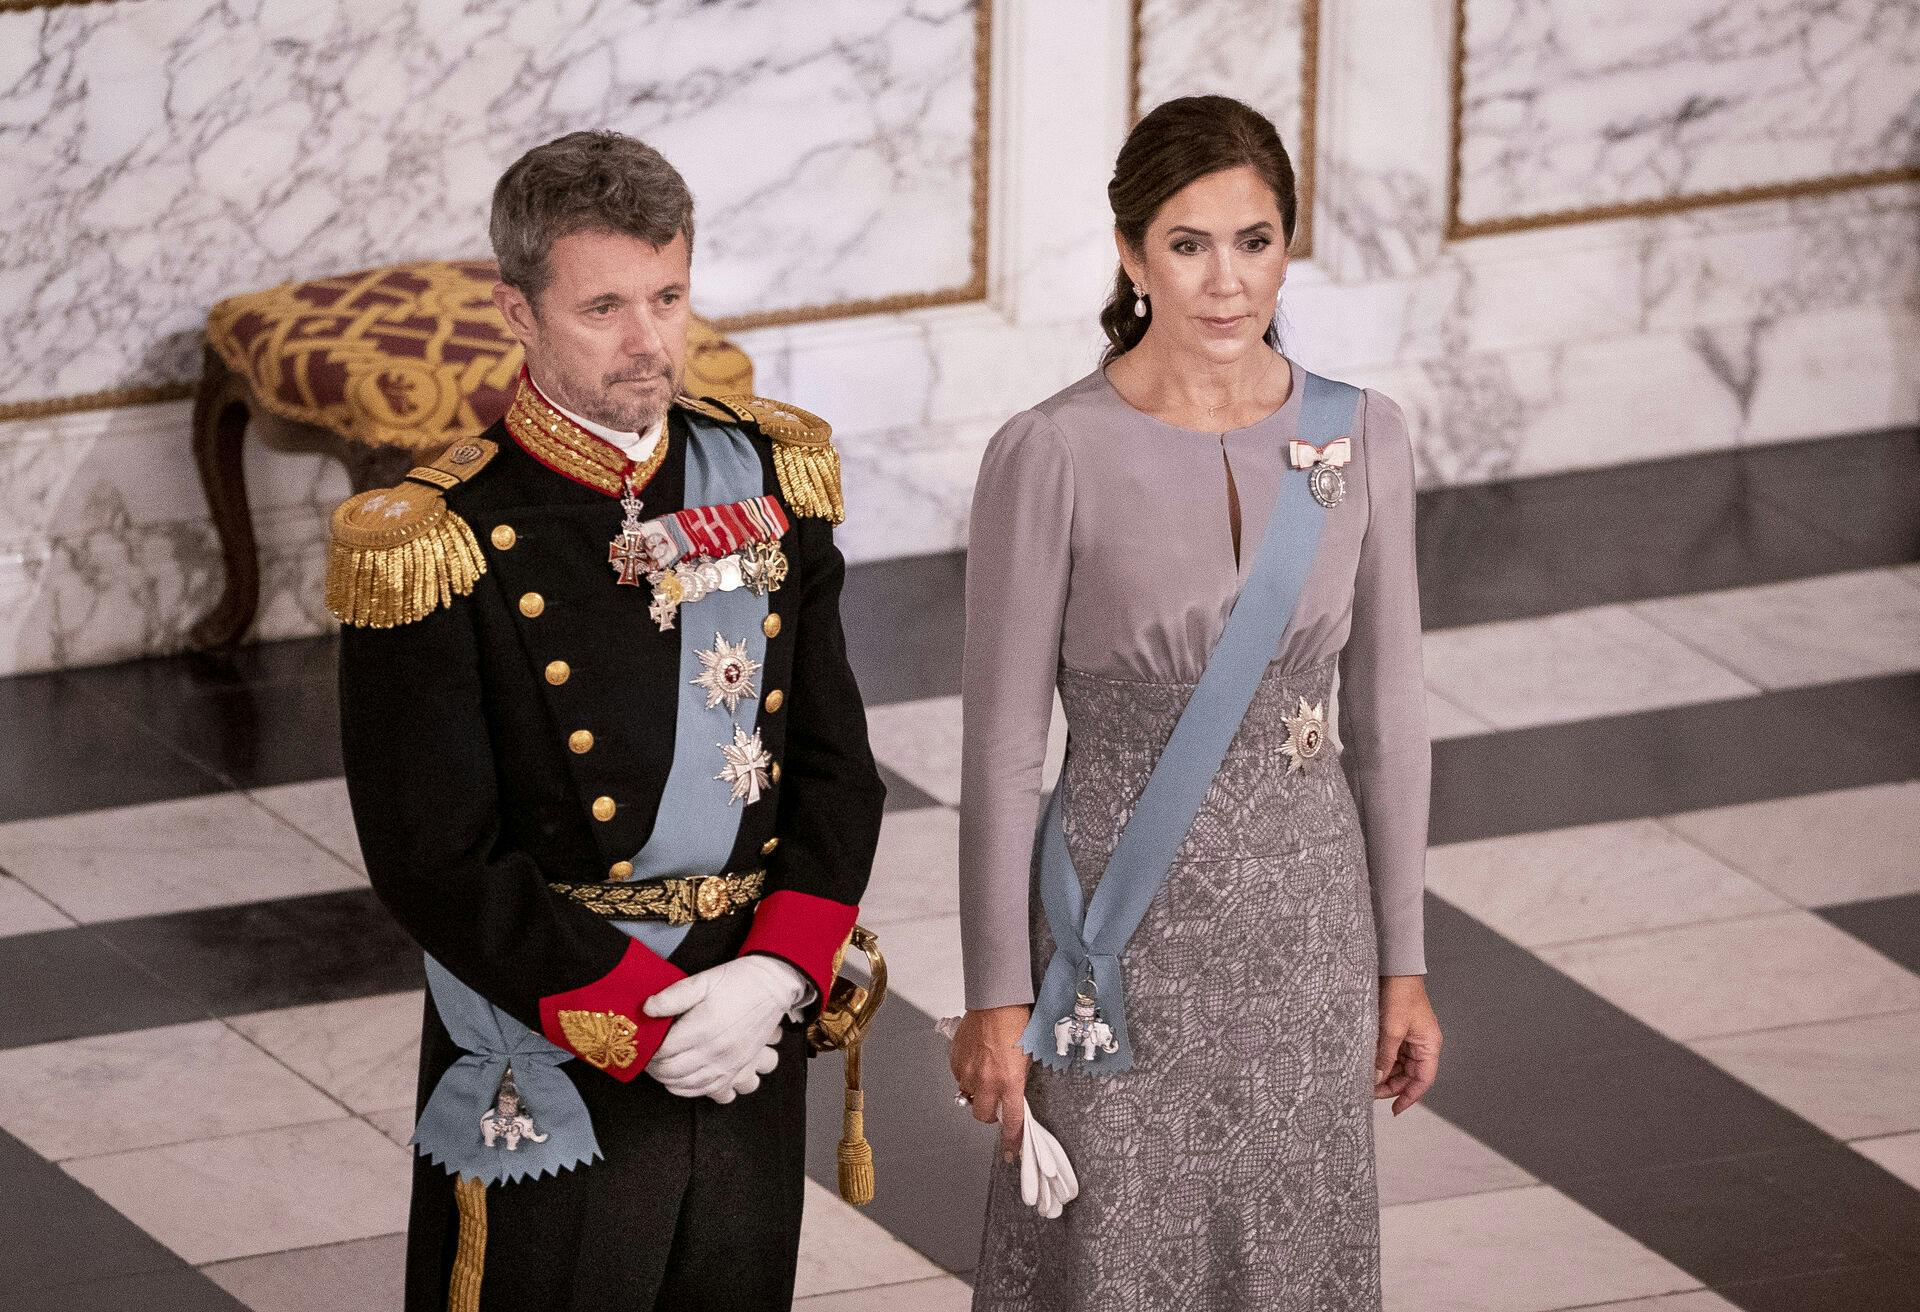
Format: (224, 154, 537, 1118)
(491, 524, 517, 551)
(770, 762, 781, 783)
(546, 660, 571, 686)
(592, 795, 616, 822)
(608, 860, 634, 881)
(569, 729, 594, 754)
(761, 837, 780, 856)
(764, 689, 785, 713)
(762, 613, 781, 638)
(520, 592, 545, 618)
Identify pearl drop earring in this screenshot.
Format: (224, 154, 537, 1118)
(1132, 285, 1148, 317)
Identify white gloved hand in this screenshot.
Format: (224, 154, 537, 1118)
(643, 956, 809, 1102)
(936, 1015, 1078, 1218)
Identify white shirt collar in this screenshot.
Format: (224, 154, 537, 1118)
(529, 371, 665, 463)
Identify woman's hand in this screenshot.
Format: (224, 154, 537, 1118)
(950, 1004, 1033, 1162)
(1375, 975, 1441, 1115)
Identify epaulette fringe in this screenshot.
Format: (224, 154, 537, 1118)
(323, 437, 498, 628)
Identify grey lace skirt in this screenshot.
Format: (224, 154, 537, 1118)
(972, 659, 1382, 1312)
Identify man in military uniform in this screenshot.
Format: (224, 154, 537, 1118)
(331, 130, 885, 1311)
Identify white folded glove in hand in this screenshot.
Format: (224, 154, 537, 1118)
(936, 1015, 1079, 1218)
(643, 956, 810, 1103)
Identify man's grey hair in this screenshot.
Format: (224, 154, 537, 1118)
(489, 130, 695, 305)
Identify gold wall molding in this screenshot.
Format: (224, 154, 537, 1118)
(1445, 0, 1920, 241)
(0, 0, 993, 419)
(1128, 0, 1319, 260)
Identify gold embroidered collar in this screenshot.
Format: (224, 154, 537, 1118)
(505, 375, 670, 498)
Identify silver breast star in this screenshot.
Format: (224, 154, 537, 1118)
(715, 725, 774, 805)
(692, 632, 761, 713)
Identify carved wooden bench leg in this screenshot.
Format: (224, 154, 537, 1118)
(187, 347, 260, 652)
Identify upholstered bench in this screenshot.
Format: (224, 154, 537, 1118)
(189, 259, 753, 650)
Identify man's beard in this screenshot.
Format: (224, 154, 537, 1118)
(545, 358, 680, 433)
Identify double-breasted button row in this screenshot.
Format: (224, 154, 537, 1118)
(762, 613, 781, 638)
(491, 525, 517, 551)
(763, 689, 785, 713)
(520, 592, 545, 618)
(592, 795, 616, 822)
(546, 660, 570, 685)
(609, 860, 634, 881)
(569, 730, 594, 754)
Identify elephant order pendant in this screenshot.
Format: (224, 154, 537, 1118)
(1053, 987, 1119, 1064)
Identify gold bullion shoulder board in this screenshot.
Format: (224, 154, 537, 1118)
(325, 438, 499, 628)
(680, 393, 845, 524)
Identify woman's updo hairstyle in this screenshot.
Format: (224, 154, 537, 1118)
(1100, 95, 1298, 365)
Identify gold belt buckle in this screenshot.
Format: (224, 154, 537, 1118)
(691, 874, 730, 921)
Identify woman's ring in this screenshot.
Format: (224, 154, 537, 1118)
(953, 1091, 972, 1107)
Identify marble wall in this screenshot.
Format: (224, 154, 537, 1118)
(1, 0, 1915, 675)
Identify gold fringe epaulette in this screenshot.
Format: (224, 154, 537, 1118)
(324, 439, 498, 628)
(681, 393, 845, 524)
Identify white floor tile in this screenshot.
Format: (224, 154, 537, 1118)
(0, 1019, 342, 1161)
(250, 778, 365, 873)
(1421, 605, 1755, 731)
(1382, 1184, 1697, 1312)
(0, 869, 75, 936)
(794, 1179, 944, 1298)
(1428, 820, 1787, 947)
(1425, 686, 1492, 741)
(1689, 1009, 1920, 1140)
(63, 1117, 412, 1265)
(0, 791, 361, 923)
(1537, 910, 1920, 1042)
(229, 991, 424, 1115)
(867, 914, 966, 1020)
(201, 1233, 406, 1312)
(1661, 783, 1920, 907)
(1852, 1130, 1920, 1189)
(867, 696, 962, 807)
(864, 807, 960, 926)
(1374, 1103, 1536, 1207)
(794, 1274, 973, 1311)
(363, 1106, 418, 1150)
(1632, 567, 1920, 689)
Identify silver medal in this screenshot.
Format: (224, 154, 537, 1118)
(1308, 463, 1346, 509)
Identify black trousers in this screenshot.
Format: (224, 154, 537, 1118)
(402, 914, 809, 1312)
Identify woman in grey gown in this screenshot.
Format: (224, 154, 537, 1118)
(949, 96, 1444, 1310)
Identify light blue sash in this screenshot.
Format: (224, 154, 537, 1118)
(415, 415, 775, 1180)
(1020, 371, 1360, 1075)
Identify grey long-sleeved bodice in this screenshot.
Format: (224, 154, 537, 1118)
(958, 358, 1431, 1010)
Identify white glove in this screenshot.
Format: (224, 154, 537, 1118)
(936, 1015, 1079, 1217)
(643, 956, 809, 1102)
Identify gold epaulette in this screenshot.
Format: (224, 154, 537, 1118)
(679, 393, 845, 524)
(324, 439, 498, 628)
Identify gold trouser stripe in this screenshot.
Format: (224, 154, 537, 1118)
(449, 1175, 487, 1312)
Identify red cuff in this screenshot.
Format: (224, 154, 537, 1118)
(538, 939, 687, 1083)
(739, 889, 859, 1001)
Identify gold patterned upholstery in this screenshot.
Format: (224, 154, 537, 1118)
(204, 259, 752, 453)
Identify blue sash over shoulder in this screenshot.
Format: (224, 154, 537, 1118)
(1020, 371, 1362, 1075)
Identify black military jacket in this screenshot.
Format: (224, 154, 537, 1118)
(334, 389, 885, 1079)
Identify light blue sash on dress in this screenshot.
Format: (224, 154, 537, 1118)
(414, 415, 776, 1181)
(1019, 371, 1361, 1075)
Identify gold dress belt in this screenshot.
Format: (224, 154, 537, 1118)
(550, 870, 765, 924)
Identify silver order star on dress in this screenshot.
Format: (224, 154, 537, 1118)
(692, 632, 761, 714)
(715, 724, 774, 806)
(1279, 696, 1327, 774)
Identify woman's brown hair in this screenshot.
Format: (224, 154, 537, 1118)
(1100, 95, 1298, 365)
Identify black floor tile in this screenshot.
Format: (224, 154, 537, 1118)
(1748, 427, 1920, 566)
(1415, 456, 1872, 630)
(842, 551, 966, 708)
(0, 927, 209, 1049)
(0, 672, 227, 824)
(95, 888, 423, 1017)
(806, 991, 989, 1277)
(0, 1267, 251, 1312)
(1718, 1257, 1920, 1312)
(1818, 893, 1920, 975)
(1431, 674, 1920, 845)
(0, 1130, 223, 1300)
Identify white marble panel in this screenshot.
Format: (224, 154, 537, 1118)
(1855, 1131, 1920, 1190)
(1689, 1010, 1920, 1140)
(1135, 0, 1310, 165)
(0, 0, 982, 407)
(0, 871, 73, 937)
(794, 1179, 945, 1299)
(1660, 783, 1920, 907)
(795, 1276, 974, 1312)
(203, 1234, 408, 1312)
(229, 992, 425, 1116)
(1372, 1102, 1536, 1207)
(865, 806, 961, 928)
(1456, 0, 1920, 228)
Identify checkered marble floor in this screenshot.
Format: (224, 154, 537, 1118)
(2, 430, 1917, 1311)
